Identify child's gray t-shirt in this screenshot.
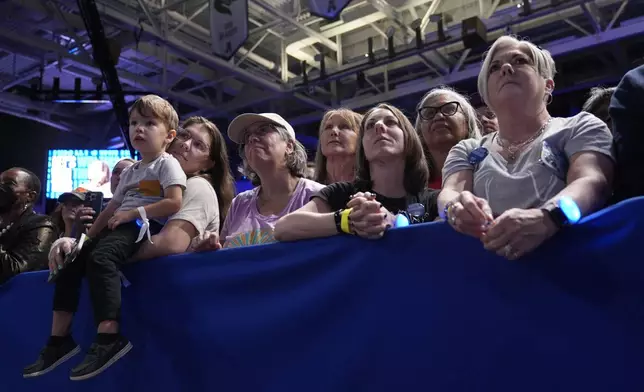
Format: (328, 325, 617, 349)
(112, 153, 187, 224)
(442, 111, 614, 216)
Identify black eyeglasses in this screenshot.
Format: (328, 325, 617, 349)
(418, 101, 460, 121)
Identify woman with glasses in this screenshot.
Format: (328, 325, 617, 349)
(192, 113, 324, 250)
(274, 103, 438, 243)
(415, 86, 481, 189)
(437, 35, 614, 260)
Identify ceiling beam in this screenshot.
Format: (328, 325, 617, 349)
(0, 90, 80, 124)
(11, 0, 247, 102)
(0, 60, 61, 92)
(196, 0, 623, 114)
(164, 10, 297, 79)
(96, 0, 283, 92)
(95, 0, 329, 112)
(285, 0, 436, 57)
(292, 0, 622, 85)
(0, 27, 222, 112)
(340, 17, 644, 110)
(0, 104, 76, 132)
(0, 93, 80, 133)
(252, 0, 338, 52)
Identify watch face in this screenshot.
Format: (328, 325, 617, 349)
(548, 206, 567, 228)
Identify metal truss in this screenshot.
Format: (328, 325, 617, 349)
(337, 0, 640, 110)
(0, 0, 637, 135)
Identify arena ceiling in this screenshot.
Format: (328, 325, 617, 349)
(0, 0, 641, 144)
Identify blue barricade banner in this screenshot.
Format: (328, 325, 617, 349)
(2, 198, 644, 391)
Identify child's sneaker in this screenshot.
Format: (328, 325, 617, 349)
(23, 336, 80, 378)
(69, 334, 132, 381)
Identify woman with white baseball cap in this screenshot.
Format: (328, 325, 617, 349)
(191, 112, 324, 250)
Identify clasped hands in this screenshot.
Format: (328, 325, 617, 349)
(446, 191, 558, 260)
(344, 192, 396, 239)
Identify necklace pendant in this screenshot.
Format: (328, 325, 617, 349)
(506, 146, 518, 162)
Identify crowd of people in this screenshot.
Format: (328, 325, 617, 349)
(0, 34, 641, 381)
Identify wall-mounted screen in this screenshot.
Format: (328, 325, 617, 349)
(46, 149, 132, 199)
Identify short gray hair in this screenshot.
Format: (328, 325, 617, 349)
(415, 86, 481, 140)
(241, 126, 308, 186)
(478, 35, 557, 107)
(414, 86, 481, 177)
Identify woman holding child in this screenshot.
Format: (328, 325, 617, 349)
(24, 96, 235, 381)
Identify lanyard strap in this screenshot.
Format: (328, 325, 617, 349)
(135, 206, 154, 244)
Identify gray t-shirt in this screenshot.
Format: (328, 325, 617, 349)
(112, 153, 187, 223)
(168, 176, 220, 235)
(442, 112, 614, 216)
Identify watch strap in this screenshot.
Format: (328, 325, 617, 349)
(333, 210, 342, 233)
(543, 205, 567, 228)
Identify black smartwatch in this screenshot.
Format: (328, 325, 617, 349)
(541, 197, 582, 229)
(333, 210, 343, 233)
(542, 204, 568, 229)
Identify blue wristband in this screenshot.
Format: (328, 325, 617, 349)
(394, 213, 410, 228)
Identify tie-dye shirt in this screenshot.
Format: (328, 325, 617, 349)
(220, 178, 324, 248)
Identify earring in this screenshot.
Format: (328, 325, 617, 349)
(545, 92, 553, 105)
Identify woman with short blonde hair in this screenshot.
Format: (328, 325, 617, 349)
(438, 35, 614, 260)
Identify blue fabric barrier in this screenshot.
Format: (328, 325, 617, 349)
(2, 198, 644, 391)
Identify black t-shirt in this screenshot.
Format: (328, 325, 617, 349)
(312, 181, 439, 222)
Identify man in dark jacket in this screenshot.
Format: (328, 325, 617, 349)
(0, 167, 58, 284)
(609, 64, 644, 203)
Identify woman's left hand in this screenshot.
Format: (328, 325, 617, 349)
(481, 208, 559, 260)
(346, 192, 395, 239)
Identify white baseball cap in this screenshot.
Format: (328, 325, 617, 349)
(227, 113, 296, 144)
